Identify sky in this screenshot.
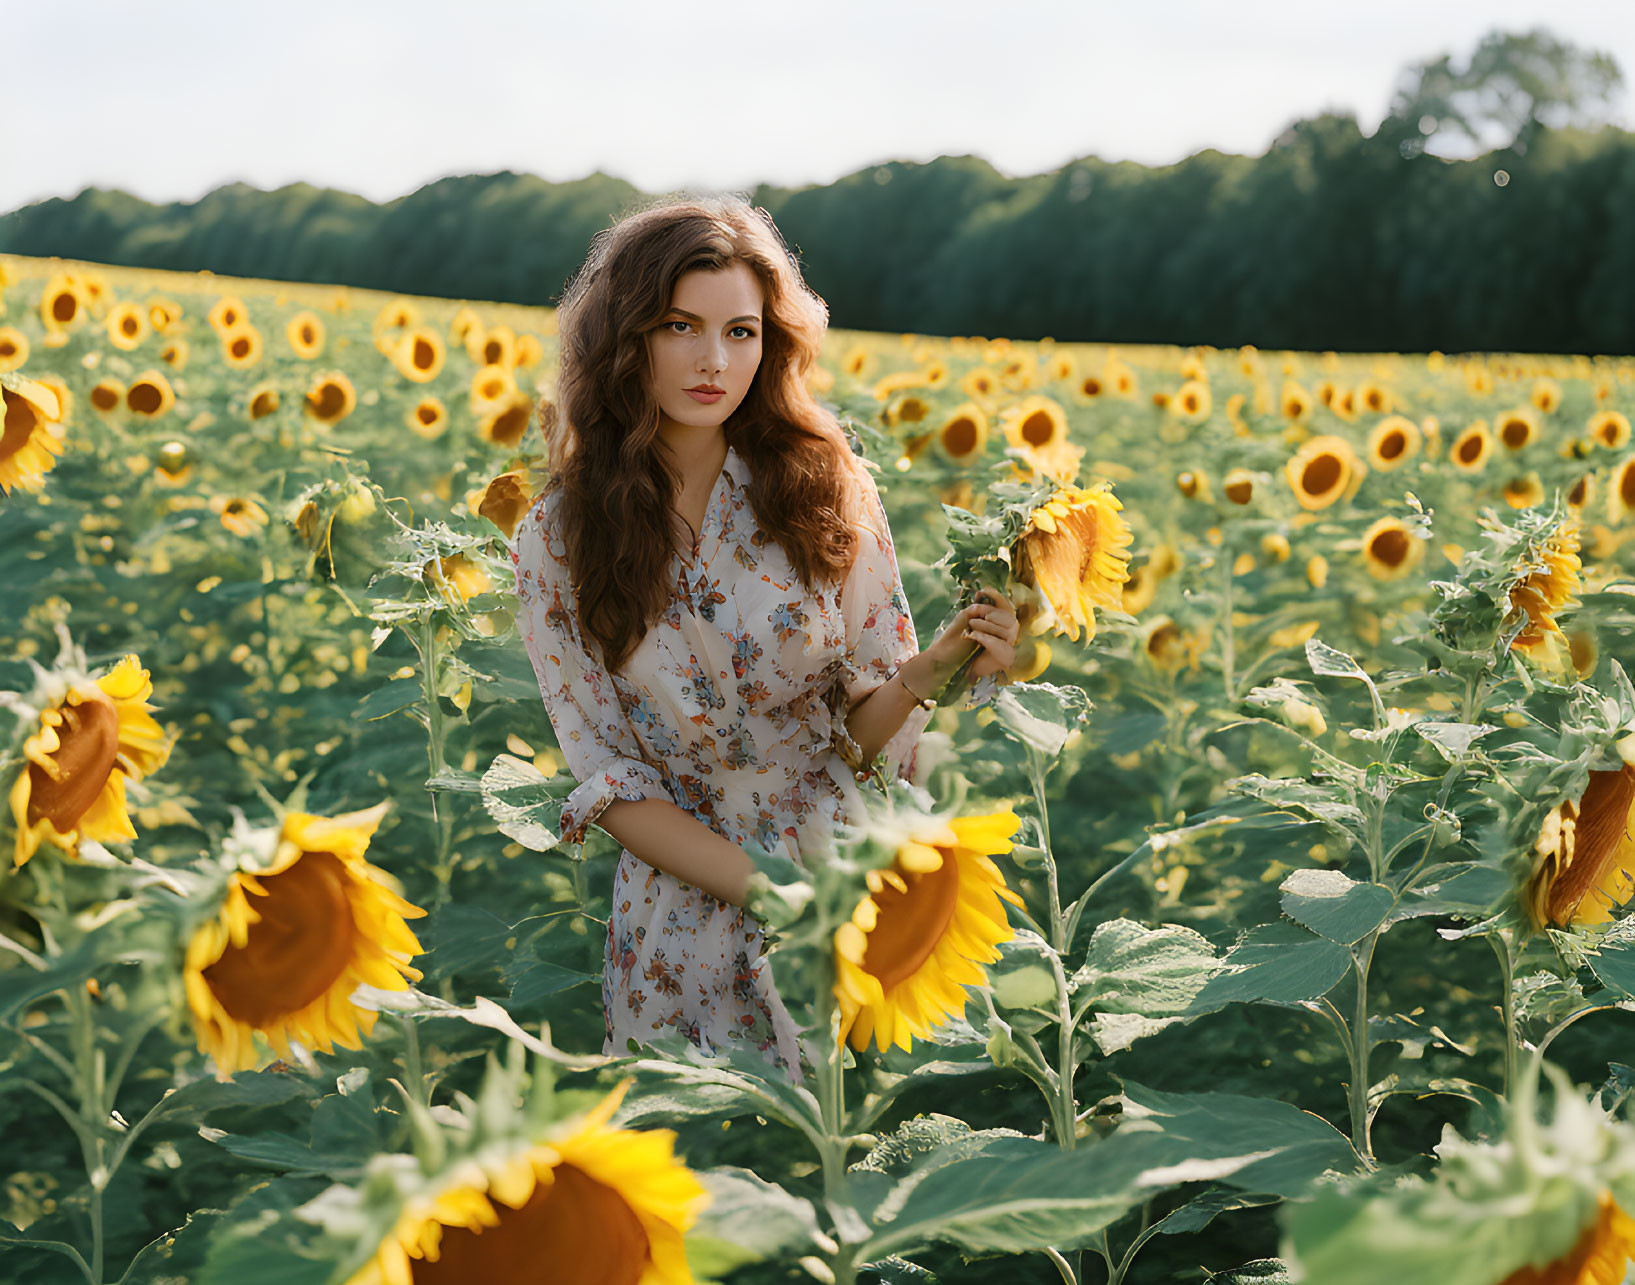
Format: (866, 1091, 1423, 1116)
(5, 0, 1634, 213)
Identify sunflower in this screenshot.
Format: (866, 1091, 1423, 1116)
(1286, 435, 1360, 511)
(1505, 473, 1546, 510)
(1611, 459, 1635, 524)
(1307, 555, 1329, 590)
(408, 397, 449, 440)
(936, 402, 989, 464)
(472, 469, 535, 538)
(1451, 421, 1493, 472)
(346, 1079, 707, 1285)
(1013, 483, 1133, 643)
(1590, 411, 1631, 451)
(471, 366, 519, 417)
(213, 495, 270, 538)
(106, 301, 148, 351)
(1500, 1190, 1635, 1284)
(0, 325, 28, 371)
(1509, 522, 1581, 664)
(1366, 415, 1421, 471)
(1, 373, 67, 496)
(1358, 380, 1392, 415)
(1143, 617, 1207, 672)
(1497, 408, 1539, 452)
(999, 395, 1068, 455)
(883, 393, 930, 429)
(126, 370, 176, 418)
(220, 325, 263, 369)
(40, 274, 88, 332)
(285, 310, 325, 358)
(10, 655, 173, 868)
(306, 371, 358, 426)
(1281, 380, 1313, 420)
(1222, 468, 1255, 505)
(1175, 469, 1211, 502)
(184, 801, 426, 1076)
(477, 323, 519, 367)
(1172, 379, 1212, 422)
(208, 295, 250, 336)
(1525, 764, 1635, 930)
(248, 384, 280, 420)
(1531, 377, 1564, 415)
(480, 396, 534, 449)
(834, 810, 1025, 1053)
(392, 327, 446, 383)
(1360, 516, 1424, 581)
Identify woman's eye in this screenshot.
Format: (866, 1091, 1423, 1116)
(666, 320, 690, 334)
(731, 326, 756, 339)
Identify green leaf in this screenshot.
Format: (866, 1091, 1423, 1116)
(1206, 1261, 1292, 1284)
(1070, 919, 1225, 1017)
(1304, 638, 1369, 681)
(684, 1166, 832, 1276)
(1414, 721, 1497, 760)
(1114, 1080, 1359, 1196)
(987, 929, 1061, 1013)
(1586, 935, 1635, 1000)
(991, 684, 1087, 756)
(1188, 923, 1352, 1014)
(1279, 869, 1394, 945)
(479, 753, 569, 852)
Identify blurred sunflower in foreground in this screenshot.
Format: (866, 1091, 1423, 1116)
(1284, 1065, 1635, 1285)
(336, 1076, 708, 1285)
(835, 808, 1024, 1053)
(6, 650, 173, 868)
(0, 370, 66, 496)
(1012, 483, 1133, 642)
(1524, 759, 1635, 930)
(184, 801, 427, 1077)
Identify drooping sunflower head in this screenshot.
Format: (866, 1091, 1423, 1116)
(184, 801, 427, 1077)
(936, 401, 990, 464)
(1590, 410, 1631, 451)
(0, 372, 66, 497)
(334, 1076, 710, 1285)
(1525, 763, 1635, 931)
(835, 808, 1024, 1054)
(1508, 521, 1582, 666)
(9, 654, 173, 869)
(1013, 483, 1134, 642)
(1451, 421, 1492, 473)
(1497, 407, 1540, 452)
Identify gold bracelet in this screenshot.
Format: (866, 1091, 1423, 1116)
(897, 667, 939, 711)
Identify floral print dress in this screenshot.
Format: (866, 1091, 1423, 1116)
(509, 442, 998, 1080)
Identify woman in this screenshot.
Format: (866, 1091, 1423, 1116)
(509, 194, 1019, 1078)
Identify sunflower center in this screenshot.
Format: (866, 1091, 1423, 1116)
(413, 338, 436, 370)
(1621, 464, 1635, 509)
(862, 852, 961, 992)
(942, 417, 978, 456)
(1021, 411, 1055, 446)
(127, 382, 163, 414)
(1502, 418, 1530, 448)
(1458, 433, 1483, 463)
(310, 382, 348, 419)
(409, 1162, 650, 1285)
(25, 692, 122, 833)
(1301, 454, 1341, 496)
(202, 851, 358, 1026)
(1379, 430, 1405, 460)
(1, 389, 42, 461)
(1370, 528, 1410, 568)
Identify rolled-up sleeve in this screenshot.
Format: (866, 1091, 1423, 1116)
(826, 461, 1000, 784)
(510, 493, 672, 845)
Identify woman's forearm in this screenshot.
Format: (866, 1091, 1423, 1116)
(595, 797, 756, 906)
(844, 651, 959, 766)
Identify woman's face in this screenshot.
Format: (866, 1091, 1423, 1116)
(645, 260, 765, 439)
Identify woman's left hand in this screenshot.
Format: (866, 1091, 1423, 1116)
(924, 588, 1020, 683)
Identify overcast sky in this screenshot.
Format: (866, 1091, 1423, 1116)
(6, 0, 1633, 213)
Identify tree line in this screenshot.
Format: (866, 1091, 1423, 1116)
(3, 27, 1628, 354)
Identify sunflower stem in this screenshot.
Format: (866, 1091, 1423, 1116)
(1026, 747, 1080, 1155)
(400, 1014, 428, 1108)
(1490, 928, 1519, 1099)
(1220, 547, 1236, 704)
(1347, 933, 1378, 1169)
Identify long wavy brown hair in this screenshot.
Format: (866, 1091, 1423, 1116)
(539, 193, 866, 673)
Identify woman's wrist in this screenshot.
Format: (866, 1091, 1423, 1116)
(896, 651, 965, 705)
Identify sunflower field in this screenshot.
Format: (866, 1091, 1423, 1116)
(8, 252, 1635, 1285)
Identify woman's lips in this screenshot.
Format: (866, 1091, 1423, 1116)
(686, 389, 724, 403)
